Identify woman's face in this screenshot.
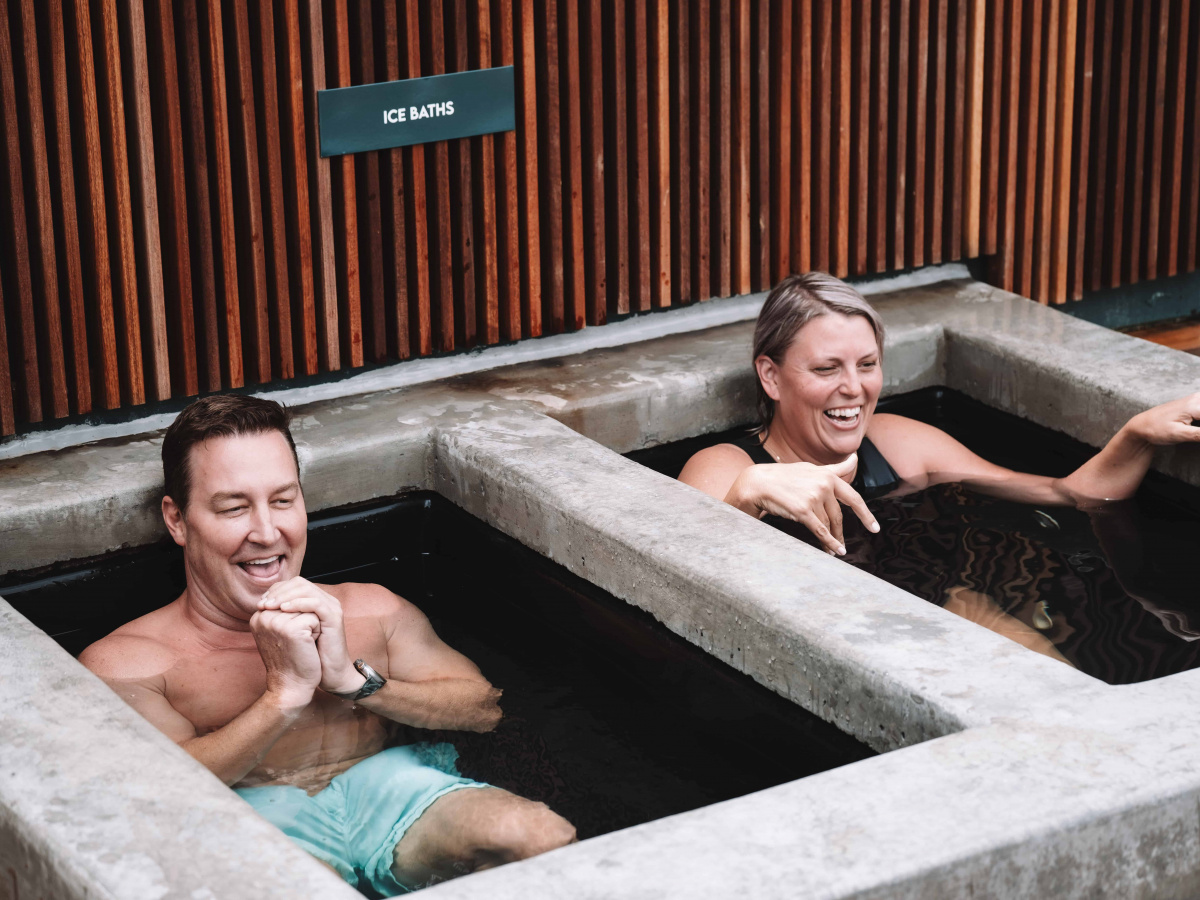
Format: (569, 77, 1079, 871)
(757, 312, 883, 465)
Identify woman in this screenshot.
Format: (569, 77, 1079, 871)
(679, 271, 1200, 557)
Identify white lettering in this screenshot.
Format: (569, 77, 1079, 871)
(445, 100, 454, 115)
(410, 106, 418, 120)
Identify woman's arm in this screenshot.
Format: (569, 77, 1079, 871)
(1059, 393, 1200, 501)
(870, 394, 1200, 506)
(679, 444, 879, 554)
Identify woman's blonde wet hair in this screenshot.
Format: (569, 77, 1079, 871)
(752, 272, 885, 434)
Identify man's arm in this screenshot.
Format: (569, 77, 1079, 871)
(259, 580, 503, 733)
(353, 590, 503, 732)
(81, 613, 324, 786)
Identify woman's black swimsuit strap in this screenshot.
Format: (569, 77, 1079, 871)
(734, 432, 775, 466)
(733, 431, 901, 500)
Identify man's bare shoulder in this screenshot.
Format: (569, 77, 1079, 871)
(79, 632, 180, 681)
(79, 604, 185, 681)
(323, 582, 428, 628)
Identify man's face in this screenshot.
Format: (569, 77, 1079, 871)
(165, 431, 307, 619)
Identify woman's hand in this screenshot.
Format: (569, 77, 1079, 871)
(1125, 392, 1200, 446)
(726, 454, 880, 555)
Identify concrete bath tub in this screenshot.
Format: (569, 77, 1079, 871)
(4, 270, 1200, 899)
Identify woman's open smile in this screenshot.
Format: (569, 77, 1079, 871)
(758, 312, 883, 466)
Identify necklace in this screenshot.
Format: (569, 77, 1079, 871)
(762, 434, 784, 463)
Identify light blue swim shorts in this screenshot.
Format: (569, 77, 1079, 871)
(236, 743, 490, 897)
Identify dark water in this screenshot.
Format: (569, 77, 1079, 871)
(0, 494, 872, 843)
(630, 387, 1200, 685)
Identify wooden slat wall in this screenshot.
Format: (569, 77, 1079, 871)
(1, 0, 1197, 437)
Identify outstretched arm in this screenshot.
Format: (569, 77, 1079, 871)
(1058, 393, 1200, 501)
(259, 579, 504, 733)
(871, 394, 1200, 506)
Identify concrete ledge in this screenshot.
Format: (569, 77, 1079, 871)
(431, 413, 1092, 750)
(0, 599, 359, 900)
(418, 717, 1200, 900)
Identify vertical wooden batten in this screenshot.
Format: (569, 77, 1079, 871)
(515, 0, 540, 334)
(144, 0, 198, 396)
(14, 0, 70, 417)
(301, 0, 339, 370)
(0, 0, 43, 420)
(0, 0, 1197, 436)
(253, 0, 296, 378)
(120, 0, 171, 397)
(493, 0, 521, 340)
(473, 0, 501, 341)
(447, 0, 478, 346)
(228, 0, 272, 381)
(46, 0, 93, 412)
(1049, 0, 1078, 303)
(349, 0, 386, 363)
(328, 0, 363, 365)
(561, 0, 588, 326)
(690, 0, 710, 299)
(202, 0, 245, 386)
(649, 0, 673, 307)
(533, 0, 563, 331)
(279, 0, 319, 374)
(95, 0, 147, 403)
(401, 0, 432, 356)
(730, 0, 750, 295)
(378, 0, 410, 358)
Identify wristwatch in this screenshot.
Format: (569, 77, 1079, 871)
(329, 659, 387, 702)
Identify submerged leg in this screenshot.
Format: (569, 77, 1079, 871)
(392, 787, 576, 887)
(944, 586, 1075, 666)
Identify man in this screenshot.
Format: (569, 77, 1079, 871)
(81, 394, 575, 894)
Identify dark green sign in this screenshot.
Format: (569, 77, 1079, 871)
(317, 67, 515, 157)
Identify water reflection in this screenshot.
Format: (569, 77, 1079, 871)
(765, 480, 1200, 682)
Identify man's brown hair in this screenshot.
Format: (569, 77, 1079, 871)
(162, 394, 299, 509)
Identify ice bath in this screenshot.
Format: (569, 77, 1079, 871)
(5, 276, 1200, 899)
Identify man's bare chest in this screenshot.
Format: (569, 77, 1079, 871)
(165, 647, 268, 731)
(161, 620, 390, 731)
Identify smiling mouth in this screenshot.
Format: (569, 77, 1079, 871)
(824, 405, 862, 427)
(238, 555, 284, 580)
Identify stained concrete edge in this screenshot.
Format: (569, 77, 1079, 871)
(417, 717, 1200, 900)
(430, 411, 1096, 746)
(0, 598, 362, 900)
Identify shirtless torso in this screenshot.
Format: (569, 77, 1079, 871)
(84, 583, 419, 793)
(80, 416, 574, 887)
